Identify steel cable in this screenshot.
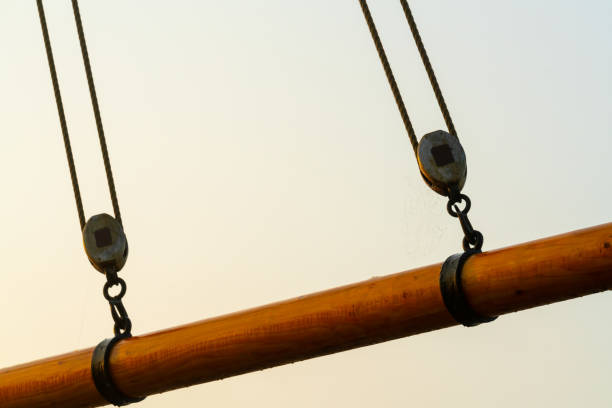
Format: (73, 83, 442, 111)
(37, 0, 123, 229)
(358, 0, 419, 153)
(36, 0, 86, 229)
(358, 0, 458, 153)
(399, 0, 456, 136)
(71, 0, 123, 226)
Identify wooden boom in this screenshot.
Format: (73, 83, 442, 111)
(1, 223, 611, 407)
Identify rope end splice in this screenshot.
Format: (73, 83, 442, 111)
(439, 251, 497, 327)
(91, 336, 145, 406)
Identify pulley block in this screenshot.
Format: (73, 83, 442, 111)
(417, 130, 467, 196)
(82, 213, 128, 273)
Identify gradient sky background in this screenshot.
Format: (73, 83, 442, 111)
(0, 1, 610, 407)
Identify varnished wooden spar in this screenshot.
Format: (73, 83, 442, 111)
(1, 224, 611, 408)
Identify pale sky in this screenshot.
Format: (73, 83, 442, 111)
(0, 1, 610, 407)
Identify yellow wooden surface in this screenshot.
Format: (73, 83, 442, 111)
(0, 223, 610, 408)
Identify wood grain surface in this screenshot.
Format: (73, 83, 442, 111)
(0, 223, 610, 408)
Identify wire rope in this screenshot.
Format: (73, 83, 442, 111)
(36, 0, 123, 229)
(358, 0, 419, 153)
(71, 0, 123, 226)
(36, 0, 86, 229)
(358, 0, 458, 152)
(399, 0, 456, 136)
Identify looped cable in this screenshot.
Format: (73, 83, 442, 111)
(358, 1, 486, 254)
(358, 0, 458, 153)
(36, 0, 123, 229)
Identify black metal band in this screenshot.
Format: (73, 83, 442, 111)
(91, 336, 145, 406)
(439, 251, 497, 327)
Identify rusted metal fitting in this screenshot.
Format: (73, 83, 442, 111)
(417, 130, 467, 196)
(439, 251, 497, 327)
(82, 213, 128, 273)
(92, 336, 144, 406)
